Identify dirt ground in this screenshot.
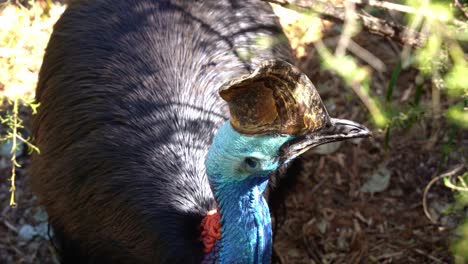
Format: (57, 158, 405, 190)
(0, 2, 466, 264)
(270, 24, 467, 263)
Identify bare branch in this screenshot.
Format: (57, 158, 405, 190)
(264, 0, 427, 47)
(454, 0, 468, 18)
(350, 0, 467, 27)
(349, 0, 418, 14)
(324, 36, 387, 72)
(422, 164, 467, 224)
(335, 0, 357, 57)
(346, 40, 387, 72)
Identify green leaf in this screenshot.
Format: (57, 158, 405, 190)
(445, 65, 468, 97)
(384, 126, 391, 150)
(446, 106, 468, 129)
(416, 35, 443, 75)
(386, 61, 402, 102)
(413, 82, 423, 106)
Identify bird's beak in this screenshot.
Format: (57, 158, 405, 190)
(279, 118, 371, 163)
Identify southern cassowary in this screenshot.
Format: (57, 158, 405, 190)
(30, 0, 370, 263)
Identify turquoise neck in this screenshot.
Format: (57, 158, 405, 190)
(205, 122, 292, 263)
(210, 177, 272, 264)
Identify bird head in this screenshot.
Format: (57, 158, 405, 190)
(205, 122, 293, 186)
(202, 60, 371, 263)
(206, 60, 371, 188)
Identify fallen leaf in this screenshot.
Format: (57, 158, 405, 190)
(360, 166, 391, 193)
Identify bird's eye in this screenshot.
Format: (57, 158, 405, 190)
(244, 157, 259, 169)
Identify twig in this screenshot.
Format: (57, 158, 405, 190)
(2, 219, 18, 233)
(347, 40, 386, 72)
(335, 1, 357, 57)
(314, 40, 387, 125)
(9, 97, 19, 207)
(325, 5, 427, 47)
(412, 248, 445, 263)
(377, 251, 405, 260)
(327, 36, 386, 72)
(266, 0, 289, 6)
(269, 0, 467, 27)
(350, 0, 466, 27)
(265, 0, 427, 47)
(309, 175, 327, 195)
(349, 0, 418, 14)
(400, 0, 427, 66)
(302, 235, 324, 264)
(16, 134, 40, 153)
(8, 244, 24, 257)
(444, 176, 468, 192)
(422, 164, 466, 224)
(454, 0, 468, 18)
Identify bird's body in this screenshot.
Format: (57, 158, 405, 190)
(31, 0, 371, 263)
(31, 0, 293, 263)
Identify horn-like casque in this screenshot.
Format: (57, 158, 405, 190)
(219, 60, 330, 135)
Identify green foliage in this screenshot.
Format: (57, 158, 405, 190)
(315, 0, 467, 146)
(386, 61, 402, 102)
(447, 104, 468, 129)
(415, 34, 445, 75)
(288, 0, 466, 258)
(0, 97, 40, 207)
(445, 64, 468, 97)
(316, 43, 389, 128)
(444, 172, 468, 263)
(0, 0, 63, 207)
(453, 222, 468, 264)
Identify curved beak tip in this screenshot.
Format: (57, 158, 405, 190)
(279, 117, 372, 162)
(328, 118, 372, 139)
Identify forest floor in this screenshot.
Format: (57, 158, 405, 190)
(0, 1, 466, 263)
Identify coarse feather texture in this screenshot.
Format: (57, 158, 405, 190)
(30, 0, 295, 263)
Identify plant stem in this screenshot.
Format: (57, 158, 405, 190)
(9, 97, 19, 207)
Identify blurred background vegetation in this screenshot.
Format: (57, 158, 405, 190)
(270, 0, 468, 261)
(0, 0, 466, 263)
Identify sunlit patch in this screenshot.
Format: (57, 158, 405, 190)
(270, 3, 331, 57)
(0, 2, 66, 100)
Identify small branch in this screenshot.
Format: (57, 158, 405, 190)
(326, 34, 387, 71)
(445, 178, 468, 192)
(412, 249, 445, 263)
(9, 97, 19, 207)
(347, 39, 386, 72)
(422, 164, 466, 224)
(349, 0, 418, 14)
(266, 0, 289, 6)
(454, 0, 468, 19)
(350, 0, 467, 26)
(16, 134, 40, 154)
(2, 219, 18, 233)
(322, 4, 427, 47)
(264, 0, 427, 47)
(335, 0, 357, 57)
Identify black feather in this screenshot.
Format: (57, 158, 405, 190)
(30, 0, 294, 263)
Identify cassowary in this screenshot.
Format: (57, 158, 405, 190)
(30, 0, 370, 263)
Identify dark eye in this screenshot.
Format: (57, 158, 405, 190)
(244, 157, 259, 169)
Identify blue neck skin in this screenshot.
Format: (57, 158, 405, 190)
(210, 175, 271, 264)
(205, 122, 292, 263)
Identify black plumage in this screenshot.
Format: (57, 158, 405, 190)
(30, 0, 294, 263)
